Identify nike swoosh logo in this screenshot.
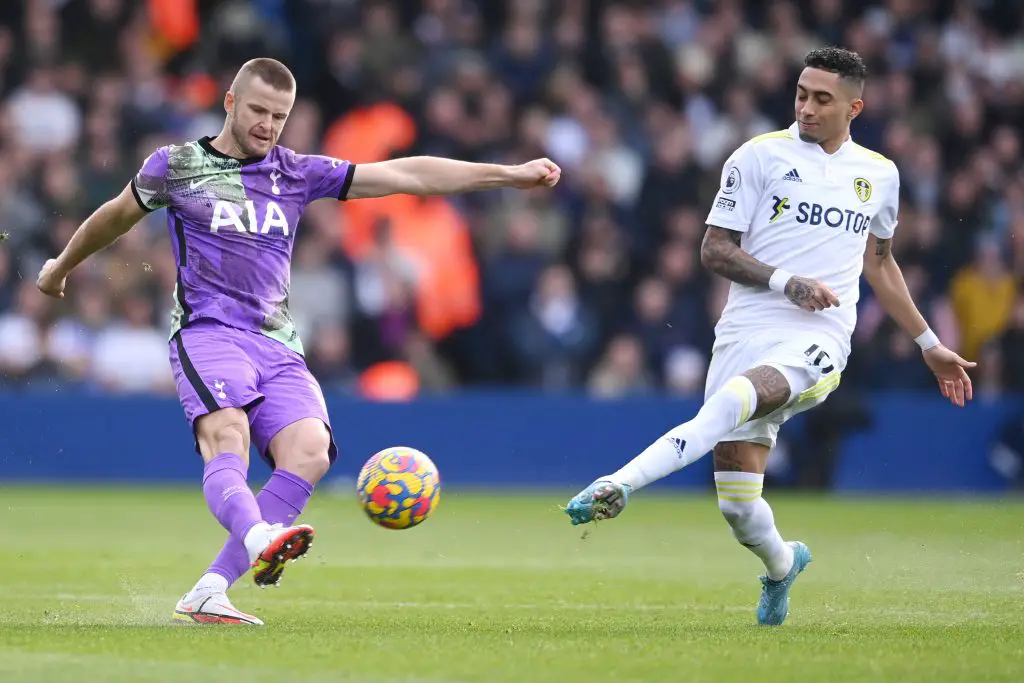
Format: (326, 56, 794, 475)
(189, 176, 215, 189)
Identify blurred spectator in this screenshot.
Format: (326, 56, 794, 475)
(950, 236, 1017, 363)
(290, 232, 351, 344)
(664, 346, 708, 397)
(90, 292, 174, 394)
(994, 298, 1024, 392)
(45, 280, 111, 383)
(694, 85, 774, 170)
(5, 63, 81, 154)
(636, 121, 702, 255)
(587, 333, 655, 398)
(305, 321, 358, 394)
(482, 207, 549, 320)
(573, 210, 631, 337)
(627, 275, 707, 379)
(403, 330, 457, 392)
(0, 156, 44, 254)
(0, 282, 49, 386)
(508, 264, 599, 389)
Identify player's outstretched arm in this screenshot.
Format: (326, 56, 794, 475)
(700, 226, 839, 311)
(862, 233, 976, 406)
(346, 157, 560, 199)
(36, 183, 147, 299)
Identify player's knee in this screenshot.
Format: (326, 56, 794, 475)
(274, 421, 331, 483)
(210, 422, 249, 459)
(743, 366, 792, 419)
(296, 448, 331, 483)
(196, 409, 250, 462)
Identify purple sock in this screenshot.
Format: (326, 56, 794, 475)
(207, 469, 314, 586)
(203, 453, 264, 543)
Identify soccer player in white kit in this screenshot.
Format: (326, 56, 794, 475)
(565, 47, 976, 625)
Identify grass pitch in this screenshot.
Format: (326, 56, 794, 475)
(1, 486, 1022, 682)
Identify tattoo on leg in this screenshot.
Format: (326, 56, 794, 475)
(712, 441, 770, 473)
(743, 366, 791, 419)
(712, 442, 746, 472)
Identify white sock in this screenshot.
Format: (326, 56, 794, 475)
(714, 471, 793, 581)
(611, 376, 759, 490)
(189, 572, 229, 598)
(243, 522, 273, 563)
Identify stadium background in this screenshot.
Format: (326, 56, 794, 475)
(1, 0, 1023, 492)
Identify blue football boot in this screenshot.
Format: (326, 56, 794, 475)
(757, 541, 812, 626)
(564, 480, 632, 526)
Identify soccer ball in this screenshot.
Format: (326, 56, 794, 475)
(356, 446, 441, 530)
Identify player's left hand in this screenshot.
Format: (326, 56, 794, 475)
(508, 158, 561, 189)
(923, 344, 976, 407)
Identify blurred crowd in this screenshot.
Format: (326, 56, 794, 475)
(1, 0, 1024, 399)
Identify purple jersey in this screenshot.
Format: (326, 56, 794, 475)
(131, 137, 354, 354)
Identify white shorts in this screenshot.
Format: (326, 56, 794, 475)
(705, 329, 847, 448)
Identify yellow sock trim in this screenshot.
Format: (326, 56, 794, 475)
(716, 492, 763, 502)
(715, 477, 763, 503)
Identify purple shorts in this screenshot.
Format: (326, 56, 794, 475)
(168, 321, 337, 466)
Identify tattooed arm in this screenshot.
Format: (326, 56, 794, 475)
(699, 226, 772, 286)
(860, 234, 929, 337)
(700, 226, 840, 312)
(862, 233, 976, 405)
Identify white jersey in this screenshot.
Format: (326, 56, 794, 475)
(705, 121, 900, 358)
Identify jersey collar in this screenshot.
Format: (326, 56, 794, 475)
(788, 121, 855, 157)
(199, 136, 266, 166)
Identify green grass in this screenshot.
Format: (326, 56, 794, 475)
(1, 487, 1023, 682)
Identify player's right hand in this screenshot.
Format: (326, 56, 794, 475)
(36, 258, 68, 298)
(783, 276, 840, 312)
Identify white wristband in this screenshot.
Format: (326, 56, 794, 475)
(914, 328, 940, 350)
(768, 269, 793, 293)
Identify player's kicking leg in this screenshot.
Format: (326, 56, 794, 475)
(177, 421, 324, 623)
(566, 368, 770, 524)
(566, 360, 822, 625)
(179, 352, 335, 623)
(175, 408, 316, 624)
(170, 331, 320, 625)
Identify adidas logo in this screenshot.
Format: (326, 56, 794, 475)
(783, 168, 802, 182)
(666, 437, 687, 460)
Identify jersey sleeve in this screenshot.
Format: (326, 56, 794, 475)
(704, 141, 765, 233)
(303, 154, 357, 202)
(869, 164, 900, 239)
(131, 146, 171, 212)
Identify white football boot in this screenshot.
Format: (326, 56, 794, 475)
(172, 591, 264, 626)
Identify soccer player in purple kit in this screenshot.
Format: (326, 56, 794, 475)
(36, 58, 561, 626)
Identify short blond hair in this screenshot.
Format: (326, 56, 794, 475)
(231, 58, 296, 94)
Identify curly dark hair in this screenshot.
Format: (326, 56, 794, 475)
(804, 47, 867, 89)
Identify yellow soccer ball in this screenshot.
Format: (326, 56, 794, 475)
(356, 446, 441, 530)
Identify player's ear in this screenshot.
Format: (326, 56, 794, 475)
(224, 90, 235, 116)
(848, 98, 864, 121)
